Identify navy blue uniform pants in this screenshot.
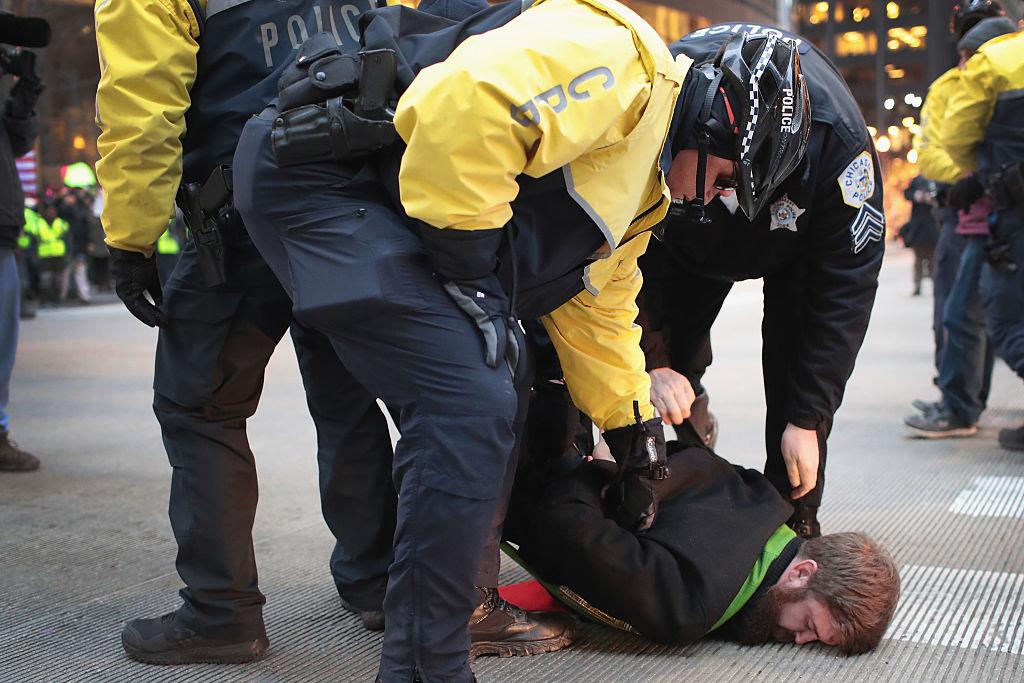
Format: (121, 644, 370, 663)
(154, 229, 397, 638)
(981, 209, 1024, 379)
(235, 112, 524, 682)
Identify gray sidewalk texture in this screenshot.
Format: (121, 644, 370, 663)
(2, 247, 1023, 682)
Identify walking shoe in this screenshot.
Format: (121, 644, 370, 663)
(787, 505, 821, 539)
(911, 399, 942, 416)
(998, 423, 1024, 451)
(340, 596, 385, 632)
(0, 430, 39, 471)
(121, 611, 269, 665)
(469, 587, 574, 659)
(904, 410, 978, 438)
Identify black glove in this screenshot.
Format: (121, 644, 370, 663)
(109, 246, 167, 327)
(602, 402, 669, 532)
(5, 75, 43, 120)
(948, 175, 985, 212)
(442, 273, 519, 372)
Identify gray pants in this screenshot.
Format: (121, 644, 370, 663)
(0, 248, 18, 432)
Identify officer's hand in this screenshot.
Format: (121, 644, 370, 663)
(781, 423, 819, 500)
(649, 367, 695, 425)
(442, 274, 519, 373)
(109, 246, 167, 328)
(948, 175, 984, 212)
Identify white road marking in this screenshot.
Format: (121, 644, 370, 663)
(886, 565, 1024, 654)
(950, 477, 1024, 518)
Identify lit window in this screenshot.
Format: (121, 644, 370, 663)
(876, 135, 892, 152)
(901, 116, 915, 126)
(810, 1, 830, 24)
(852, 5, 871, 21)
(836, 30, 877, 56)
(886, 2, 900, 19)
(907, 149, 919, 164)
(887, 26, 927, 51)
(885, 64, 906, 79)
(884, 98, 895, 110)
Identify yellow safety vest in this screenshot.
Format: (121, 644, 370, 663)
(37, 217, 69, 259)
(156, 224, 181, 255)
(17, 208, 41, 251)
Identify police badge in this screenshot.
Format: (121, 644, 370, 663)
(768, 195, 805, 232)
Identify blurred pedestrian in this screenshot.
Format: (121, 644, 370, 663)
(57, 188, 91, 304)
(900, 175, 940, 296)
(0, 7, 47, 472)
(35, 201, 66, 304)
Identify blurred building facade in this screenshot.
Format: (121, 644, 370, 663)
(2, 0, 783, 189)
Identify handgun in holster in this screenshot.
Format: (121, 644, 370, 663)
(176, 166, 235, 287)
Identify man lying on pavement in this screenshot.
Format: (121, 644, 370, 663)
(507, 433, 901, 653)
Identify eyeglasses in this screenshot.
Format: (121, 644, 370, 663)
(713, 162, 739, 192)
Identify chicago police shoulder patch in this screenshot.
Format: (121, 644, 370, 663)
(768, 195, 805, 232)
(839, 151, 876, 208)
(849, 203, 884, 254)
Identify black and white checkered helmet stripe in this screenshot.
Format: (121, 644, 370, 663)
(738, 32, 778, 164)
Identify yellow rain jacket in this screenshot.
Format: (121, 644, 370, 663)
(942, 31, 1024, 177)
(914, 67, 962, 184)
(394, 0, 690, 429)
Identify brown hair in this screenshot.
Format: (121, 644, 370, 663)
(799, 532, 901, 655)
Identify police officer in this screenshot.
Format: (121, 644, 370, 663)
(904, 11, 1017, 439)
(911, 2, 1005, 392)
(939, 23, 1024, 450)
(234, 0, 809, 674)
(638, 24, 884, 539)
(94, 0, 399, 664)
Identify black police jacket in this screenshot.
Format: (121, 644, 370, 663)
(643, 23, 885, 431)
(516, 445, 796, 644)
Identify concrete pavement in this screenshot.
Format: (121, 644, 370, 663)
(1, 247, 1023, 681)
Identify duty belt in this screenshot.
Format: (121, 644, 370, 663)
(271, 32, 398, 168)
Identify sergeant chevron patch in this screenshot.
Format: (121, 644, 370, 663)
(849, 203, 884, 254)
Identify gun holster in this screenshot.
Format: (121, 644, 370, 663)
(985, 161, 1024, 212)
(176, 165, 237, 287)
(272, 31, 398, 167)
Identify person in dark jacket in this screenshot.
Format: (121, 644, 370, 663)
(510, 434, 901, 655)
(638, 24, 885, 539)
(899, 175, 940, 296)
(0, 14, 43, 472)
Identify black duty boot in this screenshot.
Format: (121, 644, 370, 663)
(999, 423, 1024, 452)
(469, 587, 574, 659)
(0, 430, 39, 471)
(340, 596, 385, 632)
(787, 505, 821, 539)
(121, 611, 269, 665)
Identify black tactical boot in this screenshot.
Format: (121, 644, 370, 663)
(469, 587, 574, 658)
(0, 430, 39, 471)
(999, 423, 1024, 452)
(121, 611, 269, 665)
(787, 505, 821, 539)
(340, 596, 385, 632)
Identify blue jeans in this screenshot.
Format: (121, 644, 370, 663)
(0, 248, 19, 432)
(937, 236, 994, 424)
(933, 208, 963, 371)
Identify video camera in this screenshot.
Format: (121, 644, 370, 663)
(0, 10, 49, 79)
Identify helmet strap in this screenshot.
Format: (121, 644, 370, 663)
(682, 69, 724, 225)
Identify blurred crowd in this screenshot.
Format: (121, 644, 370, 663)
(15, 186, 183, 318)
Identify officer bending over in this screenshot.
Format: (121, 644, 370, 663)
(638, 24, 885, 538)
(510, 436, 901, 654)
(94, 0, 398, 664)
